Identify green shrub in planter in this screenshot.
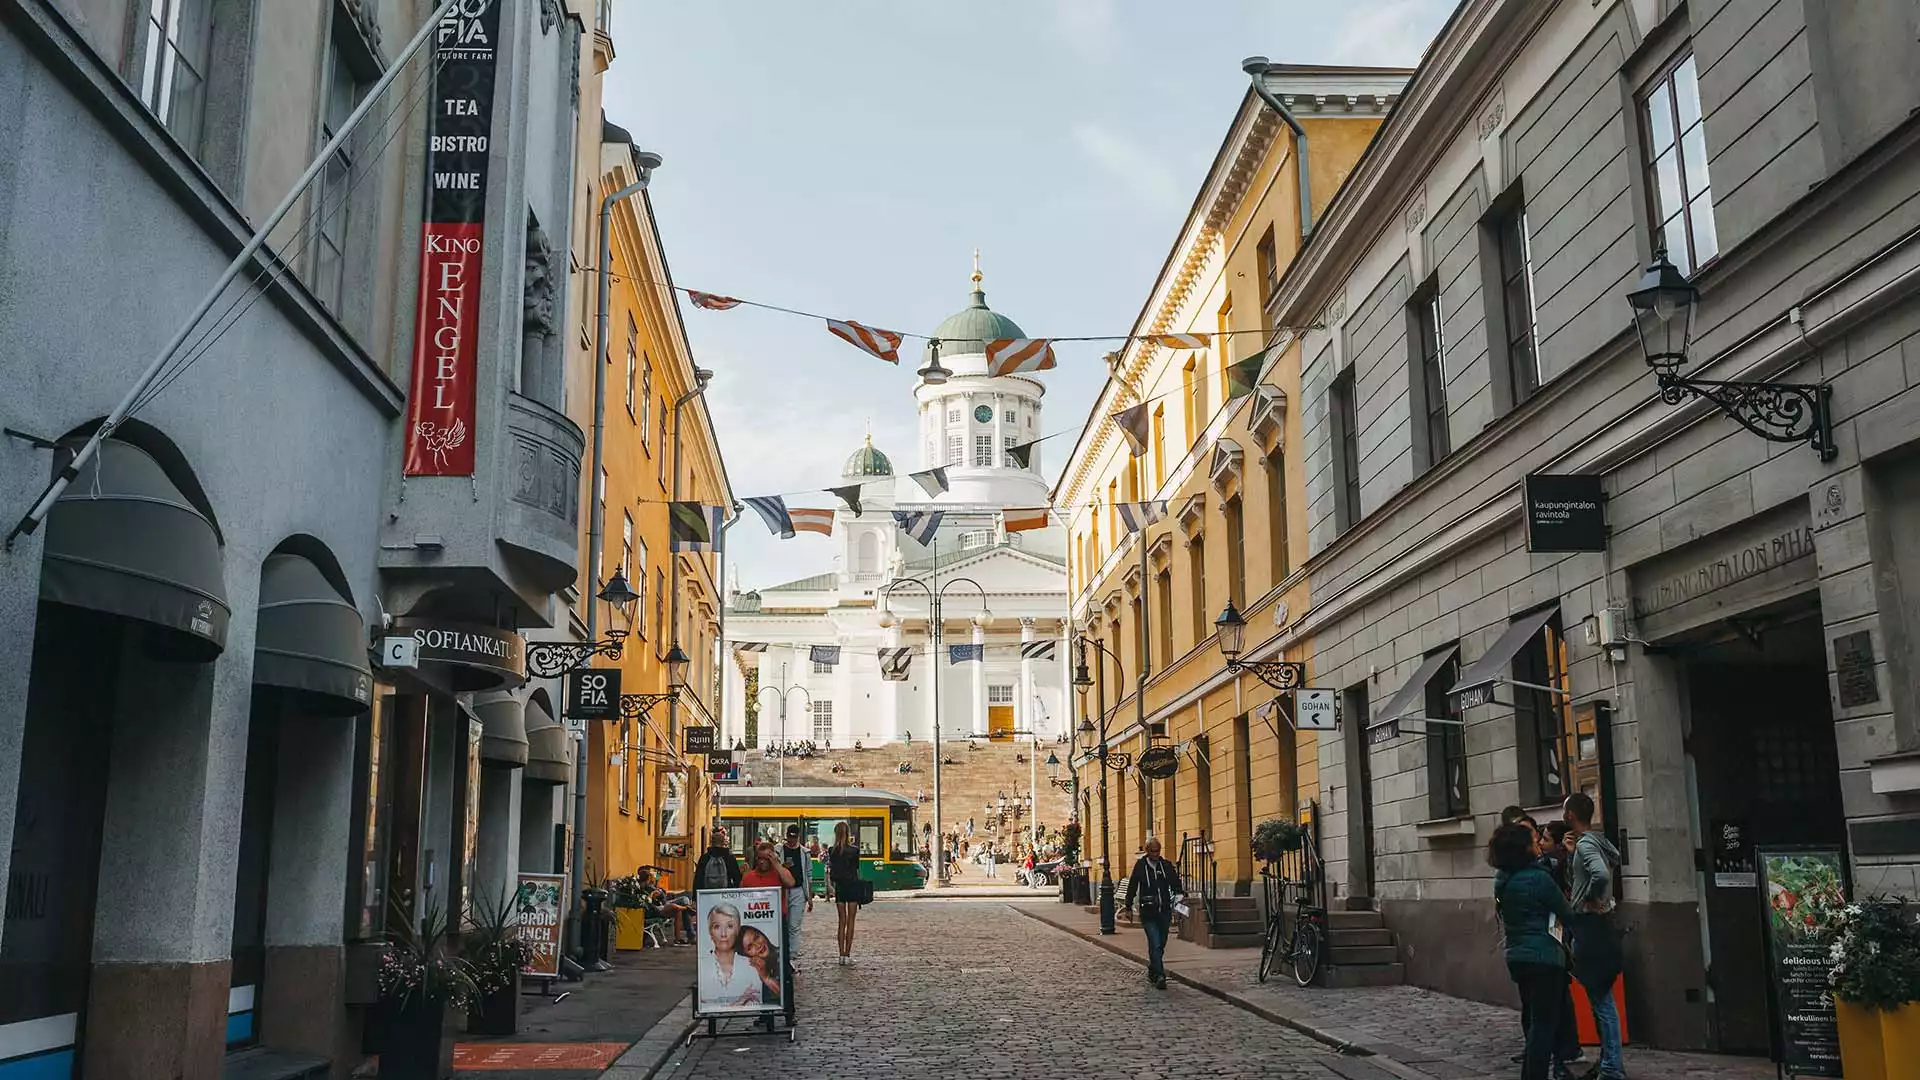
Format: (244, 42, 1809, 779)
(1253, 818, 1305, 861)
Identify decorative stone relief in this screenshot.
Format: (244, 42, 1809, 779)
(540, 0, 561, 34)
(570, 23, 582, 106)
(1404, 186, 1427, 233)
(522, 216, 557, 339)
(1478, 86, 1506, 140)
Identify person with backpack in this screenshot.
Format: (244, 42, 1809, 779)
(1565, 793, 1625, 1080)
(1120, 836, 1181, 989)
(693, 827, 742, 898)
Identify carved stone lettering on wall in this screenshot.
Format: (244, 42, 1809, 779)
(1631, 524, 1815, 619)
(1834, 631, 1879, 708)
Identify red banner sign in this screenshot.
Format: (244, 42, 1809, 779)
(404, 223, 482, 474)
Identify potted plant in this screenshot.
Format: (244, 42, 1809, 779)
(462, 891, 534, 1037)
(1825, 896, 1920, 1080)
(1253, 818, 1305, 862)
(607, 874, 651, 952)
(377, 904, 476, 1079)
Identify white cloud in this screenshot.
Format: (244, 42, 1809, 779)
(1328, 0, 1451, 67)
(1072, 122, 1182, 209)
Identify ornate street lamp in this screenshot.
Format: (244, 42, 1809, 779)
(1045, 750, 1074, 793)
(619, 642, 689, 719)
(1628, 250, 1835, 461)
(1074, 635, 1130, 934)
(526, 569, 640, 677)
(916, 337, 952, 386)
(1214, 601, 1305, 691)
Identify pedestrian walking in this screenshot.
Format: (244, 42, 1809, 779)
(984, 845, 997, 879)
(1565, 794, 1625, 1080)
(1490, 822, 1575, 1080)
(825, 822, 865, 965)
(1120, 836, 1181, 989)
(693, 827, 742, 898)
(780, 825, 816, 957)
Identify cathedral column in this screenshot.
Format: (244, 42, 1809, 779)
(1018, 617, 1036, 742)
(993, 392, 1006, 467)
(1057, 620, 1072, 741)
(970, 617, 988, 738)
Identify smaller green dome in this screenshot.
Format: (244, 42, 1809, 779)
(842, 434, 893, 478)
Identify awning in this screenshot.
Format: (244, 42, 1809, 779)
(473, 690, 529, 768)
(1367, 644, 1461, 744)
(39, 438, 229, 662)
(254, 552, 371, 716)
(523, 695, 571, 785)
(1448, 607, 1559, 712)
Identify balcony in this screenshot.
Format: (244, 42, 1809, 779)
(498, 390, 585, 594)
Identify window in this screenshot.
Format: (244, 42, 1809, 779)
(1216, 296, 1234, 390)
(947, 407, 961, 424)
(641, 360, 654, 446)
(621, 512, 634, 580)
(1004, 409, 1017, 424)
(1493, 201, 1541, 404)
(634, 542, 648, 639)
(813, 659, 832, 675)
(1643, 54, 1716, 274)
(617, 719, 632, 811)
(1256, 227, 1278, 312)
(313, 39, 366, 313)
(138, 0, 212, 151)
(659, 772, 685, 838)
(1223, 496, 1246, 607)
(1330, 369, 1361, 532)
(1265, 449, 1289, 581)
(812, 701, 834, 742)
(1131, 592, 1147, 678)
(653, 569, 666, 645)
(988, 684, 1015, 705)
(1424, 649, 1467, 818)
(1182, 358, 1200, 439)
(1107, 481, 1118, 539)
(1514, 613, 1574, 806)
(1155, 568, 1174, 666)
(656, 399, 669, 484)
(946, 434, 963, 465)
(974, 435, 994, 467)
(925, 438, 935, 464)
(1187, 536, 1207, 645)
(624, 316, 638, 416)
(1410, 281, 1450, 469)
(1151, 406, 1166, 488)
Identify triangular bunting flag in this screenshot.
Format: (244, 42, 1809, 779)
(1019, 640, 1057, 662)
(1144, 333, 1209, 350)
(1226, 343, 1281, 400)
(1113, 402, 1151, 457)
(688, 291, 743, 310)
(826, 319, 903, 364)
(669, 501, 720, 550)
(1116, 500, 1169, 533)
(743, 495, 795, 539)
(1002, 507, 1051, 533)
(809, 645, 842, 667)
(909, 467, 950, 498)
(893, 510, 944, 546)
(789, 508, 836, 536)
(985, 338, 1058, 376)
(829, 485, 863, 517)
(1006, 440, 1038, 469)
(878, 647, 912, 681)
(948, 643, 984, 664)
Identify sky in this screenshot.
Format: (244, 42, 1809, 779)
(602, 0, 1454, 593)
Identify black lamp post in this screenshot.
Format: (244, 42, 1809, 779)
(619, 643, 689, 719)
(1073, 635, 1130, 935)
(526, 569, 641, 677)
(1627, 250, 1835, 461)
(1045, 750, 1073, 792)
(1214, 602, 1306, 691)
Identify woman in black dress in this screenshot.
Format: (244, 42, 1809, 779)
(824, 821, 864, 965)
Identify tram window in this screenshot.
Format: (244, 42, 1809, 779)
(725, 822, 748, 854)
(890, 807, 912, 860)
(857, 819, 883, 857)
(805, 819, 845, 848)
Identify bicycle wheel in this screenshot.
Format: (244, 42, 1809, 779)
(1290, 918, 1323, 987)
(1257, 917, 1285, 983)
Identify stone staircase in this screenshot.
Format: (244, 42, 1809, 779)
(1322, 908, 1405, 987)
(1188, 894, 1264, 949)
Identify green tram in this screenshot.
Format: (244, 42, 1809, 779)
(715, 786, 927, 894)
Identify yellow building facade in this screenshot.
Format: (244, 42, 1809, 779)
(1057, 66, 1404, 898)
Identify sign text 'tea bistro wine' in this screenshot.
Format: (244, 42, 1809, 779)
(404, 0, 502, 476)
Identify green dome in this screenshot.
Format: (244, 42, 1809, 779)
(930, 286, 1026, 357)
(842, 435, 894, 478)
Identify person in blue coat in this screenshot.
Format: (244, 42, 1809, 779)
(1490, 822, 1575, 1080)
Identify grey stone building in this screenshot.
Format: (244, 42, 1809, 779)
(1264, 0, 1920, 1054)
(0, 0, 589, 1076)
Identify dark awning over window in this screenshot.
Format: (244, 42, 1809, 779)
(474, 690, 529, 768)
(1371, 644, 1462, 737)
(39, 439, 229, 661)
(1448, 607, 1559, 712)
(523, 695, 570, 785)
(253, 552, 371, 716)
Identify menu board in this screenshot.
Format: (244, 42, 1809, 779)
(514, 873, 566, 978)
(1755, 848, 1847, 1077)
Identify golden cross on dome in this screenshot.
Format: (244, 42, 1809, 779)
(971, 248, 983, 287)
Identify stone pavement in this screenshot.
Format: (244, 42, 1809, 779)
(652, 899, 1392, 1079)
(1015, 901, 1778, 1080)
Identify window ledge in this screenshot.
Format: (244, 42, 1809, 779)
(1868, 750, 1920, 795)
(1415, 815, 1478, 840)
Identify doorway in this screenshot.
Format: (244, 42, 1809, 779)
(1341, 682, 1375, 906)
(228, 701, 280, 1050)
(1683, 603, 1844, 1055)
(988, 705, 1014, 740)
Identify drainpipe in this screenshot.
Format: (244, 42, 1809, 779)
(665, 372, 713, 824)
(1242, 56, 1314, 239)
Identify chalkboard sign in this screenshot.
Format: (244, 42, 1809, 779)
(1755, 847, 1847, 1077)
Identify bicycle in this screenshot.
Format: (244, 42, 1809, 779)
(1257, 870, 1325, 987)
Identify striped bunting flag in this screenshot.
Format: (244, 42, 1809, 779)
(892, 510, 944, 546)
(809, 645, 842, 667)
(688, 291, 743, 310)
(1116, 500, 1169, 533)
(743, 495, 794, 539)
(1144, 333, 1209, 350)
(948, 643, 984, 664)
(826, 319, 904, 364)
(1002, 507, 1052, 533)
(985, 338, 1058, 376)
(669, 501, 723, 551)
(1226, 343, 1282, 400)
(1019, 640, 1057, 662)
(735, 642, 770, 653)
(789, 507, 836, 537)
(828, 485, 863, 517)
(878, 647, 913, 681)
(909, 467, 950, 498)
(1113, 402, 1150, 457)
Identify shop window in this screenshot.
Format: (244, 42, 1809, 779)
(1514, 613, 1574, 807)
(1424, 649, 1467, 818)
(659, 772, 685, 838)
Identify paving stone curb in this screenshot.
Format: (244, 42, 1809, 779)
(600, 992, 697, 1079)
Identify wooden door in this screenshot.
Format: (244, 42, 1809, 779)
(988, 705, 1014, 740)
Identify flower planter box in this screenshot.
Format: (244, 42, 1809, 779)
(466, 972, 520, 1037)
(613, 907, 650, 951)
(378, 996, 451, 1080)
(1836, 1000, 1920, 1080)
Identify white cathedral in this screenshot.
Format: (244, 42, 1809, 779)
(720, 269, 1072, 749)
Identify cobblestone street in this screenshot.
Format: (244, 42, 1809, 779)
(654, 900, 1378, 1080)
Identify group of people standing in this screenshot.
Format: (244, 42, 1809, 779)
(1490, 794, 1625, 1080)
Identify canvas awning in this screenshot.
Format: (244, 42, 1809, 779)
(39, 438, 229, 662)
(1366, 644, 1461, 742)
(254, 552, 371, 716)
(473, 690, 529, 768)
(1448, 607, 1560, 712)
(523, 695, 570, 785)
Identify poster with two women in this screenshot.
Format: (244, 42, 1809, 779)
(695, 887, 785, 1016)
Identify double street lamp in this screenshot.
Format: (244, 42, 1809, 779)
(1071, 634, 1130, 935)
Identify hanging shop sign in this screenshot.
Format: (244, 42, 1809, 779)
(564, 668, 621, 720)
(1292, 688, 1338, 731)
(513, 872, 566, 979)
(1137, 745, 1179, 780)
(684, 725, 716, 755)
(706, 748, 733, 775)
(1755, 847, 1847, 1078)
(1522, 474, 1607, 553)
(403, 0, 503, 476)
(391, 618, 526, 686)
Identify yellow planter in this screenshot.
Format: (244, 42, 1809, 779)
(613, 908, 650, 951)
(1835, 1000, 1920, 1080)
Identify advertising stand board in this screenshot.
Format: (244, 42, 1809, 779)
(1754, 847, 1847, 1077)
(687, 886, 797, 1044)
(513, 873, 566, 995)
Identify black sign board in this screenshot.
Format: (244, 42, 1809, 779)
(1137, 746, 1179, 780)
(1523, 474, 1607, 553)
(706, 748, 733, 775)
(1710, 818, 1755, 888)
(684, 726, 716, 755)
(1833, 631, 1879, 708)
(1755, 847, 1847, 1077)
(1367, 719, 1400, 747)
(395, 619, 527, 685)
(564, 668, 621, 720)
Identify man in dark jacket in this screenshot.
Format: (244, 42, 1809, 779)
(692, 826, 741, 898)
(1120, 836, 1181, 989)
